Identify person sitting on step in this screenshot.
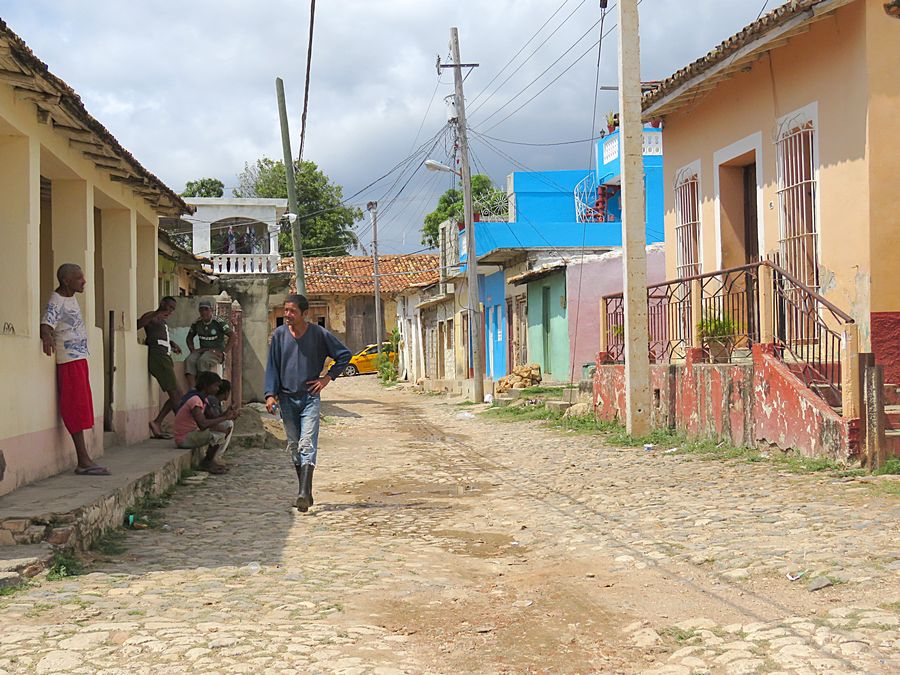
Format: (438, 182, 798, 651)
(173, 371, 238, 475)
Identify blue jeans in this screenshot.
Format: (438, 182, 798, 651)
(279, 393, 321, 467)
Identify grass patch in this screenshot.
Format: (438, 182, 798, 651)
(872, 481, 900, 498)
(0, 582, 31, 597)
(177, 468, 198, 484)
(91, 530, 127, 556)
(660, 627, 698, 643)
(873, 458, 900, 476)
(455, 400, 478, 407)
(484, 404, 887, 480)
(46, 550, 83, 580)
(520, 385, 568, 397)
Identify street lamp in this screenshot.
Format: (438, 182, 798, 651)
(424, 159, 459, 175)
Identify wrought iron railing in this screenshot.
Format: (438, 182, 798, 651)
(771, 262, 851, 403)
(601, 260, 853, 405)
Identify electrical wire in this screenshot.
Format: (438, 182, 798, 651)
(472, 14, 604, 127)
(468, 0, 590, 115)
(470, 132, 608, 147)
(481, 1, 644, 134)
(297, 0, 317, 162)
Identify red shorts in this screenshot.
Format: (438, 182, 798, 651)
(58, 359, 94, 434)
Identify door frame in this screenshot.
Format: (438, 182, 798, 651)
(713, 132, 764, 269)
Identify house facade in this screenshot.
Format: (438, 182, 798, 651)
(0, 21, 190, 495)
(646, 0, 899, 380)
(594, 0, 900, 462)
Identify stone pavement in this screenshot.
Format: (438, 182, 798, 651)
(0, 377, 897, 673)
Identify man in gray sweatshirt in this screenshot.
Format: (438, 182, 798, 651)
(265, 294, 352, 511)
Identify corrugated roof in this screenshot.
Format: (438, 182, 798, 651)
(0, 20, 190, 217)
(278, 255, 440, 295)
(642, 0, 851, 117)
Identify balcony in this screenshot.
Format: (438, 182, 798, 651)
(210, 253, 281, 275)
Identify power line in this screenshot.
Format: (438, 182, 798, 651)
(470, 131, 608, 147)
(468, 0, 587, 112)
(481, 2, 643, 134)
(410, 75, 442, 153)
(297, 0, 317, 162)
(472, 13, 603, 126)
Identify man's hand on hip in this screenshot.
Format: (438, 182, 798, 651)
(306, 375, 331, 395)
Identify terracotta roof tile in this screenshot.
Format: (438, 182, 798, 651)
(277, 255, 440, 295)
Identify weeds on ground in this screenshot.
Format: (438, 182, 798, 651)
(0, 582, 31, 598)
(455, 400, 478, 407)
(91, 530, 127, 556)
(177, 468, 198, 484)
(520, 385, 569, 397)
(484, 403, 890, 480)
(46, 550, 83, 580)
(873, 458, 900, 476)
(660, 627, 698, 643)
(125, 486, 175, 529)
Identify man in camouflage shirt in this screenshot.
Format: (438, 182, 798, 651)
(185, 300, 232, 388)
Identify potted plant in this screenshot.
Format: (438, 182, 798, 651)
(697, 313, 737, 363)
(606, 111, 618, 133)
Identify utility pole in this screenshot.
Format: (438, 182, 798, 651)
(447, 27, 484, 403)
(276, 77, 305, 294)
(368, 201, 383, 356)
(617, 0, 651, 436)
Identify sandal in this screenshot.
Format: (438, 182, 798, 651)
(74, 465, 111, 476)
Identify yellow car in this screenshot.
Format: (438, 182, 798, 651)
(334, 342, 396, 377)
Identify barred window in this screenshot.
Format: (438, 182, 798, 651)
(776, 119, 818, 289)
(674, 170, 701, 278)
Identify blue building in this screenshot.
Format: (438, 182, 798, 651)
(458, 126, 665, 382)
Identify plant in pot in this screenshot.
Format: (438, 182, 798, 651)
(697, 313, 737, 363)
(606, 111, 618, 133)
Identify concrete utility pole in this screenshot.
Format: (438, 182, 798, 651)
(276, 77, 305, 295)
(448, 27, 485, 403)
(368, 201, 384, 356)
(617, 0, 651, 436)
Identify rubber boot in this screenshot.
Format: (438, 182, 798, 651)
(295, 464, 313, 512)
(305, 465, 315, 507)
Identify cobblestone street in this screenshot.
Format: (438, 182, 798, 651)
(1, 377, 898, 674)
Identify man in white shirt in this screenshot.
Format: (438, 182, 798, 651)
(40, 264, 109, 475)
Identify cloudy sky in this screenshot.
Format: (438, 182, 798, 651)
(0, 1, 768, 252)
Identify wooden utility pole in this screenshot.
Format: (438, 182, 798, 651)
(368, 201, 383, 356)
(276, 77, 305, 294)
(448, 27, 484, 403)
(617, 0, 651, 436)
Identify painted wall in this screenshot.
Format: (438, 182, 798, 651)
(481, 270, 507, 379)
(865, 4, 900, 383)
(462, 150, 665, 261)
(0, 83, 165, 495)
(658, 1, 899, 362)
(526, 270, 569, 382)
(566, 244, 667, 376)
(593, 344, 852, 461)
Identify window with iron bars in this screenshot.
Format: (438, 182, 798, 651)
(776, 120, 818, 290)
(674, 171, 701, 278)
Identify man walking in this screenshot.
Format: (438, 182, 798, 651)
(138, 296, 182, 439)
(184, 300, 231, 388)
(40, 264, 109, 475)
(265, 294, 351, 512)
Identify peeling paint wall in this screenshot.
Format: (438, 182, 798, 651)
(593, 345, 851, 461)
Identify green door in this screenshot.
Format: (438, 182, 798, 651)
(541, 286, 551, 376)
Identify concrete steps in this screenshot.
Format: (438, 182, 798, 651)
(885, 405, 900, 430)
(546, 400, 573, 414)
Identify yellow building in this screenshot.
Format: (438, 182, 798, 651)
(645, 0, 900, 384)
(0, 21, 190, 495)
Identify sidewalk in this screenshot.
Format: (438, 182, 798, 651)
(0, 439, 202, 586)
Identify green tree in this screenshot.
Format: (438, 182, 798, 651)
(233, 158, 362, 256)
(421, 175, 505, 249)
(181, 177, 224, 198)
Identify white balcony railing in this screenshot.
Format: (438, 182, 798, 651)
(211, 253, 281, 275)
